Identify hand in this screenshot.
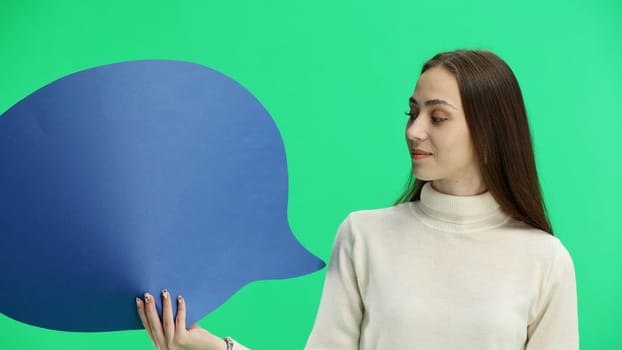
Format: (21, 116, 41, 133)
(136, 290, 227, 350)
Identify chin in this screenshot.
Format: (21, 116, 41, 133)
(412, 167, 438, 181)
(411, 171, 435, 182)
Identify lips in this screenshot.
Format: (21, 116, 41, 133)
(410, 149, 432, 159)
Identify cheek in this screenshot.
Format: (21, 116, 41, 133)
(437, 134, 476, 163)
(460, 134, 477, 158)
(457, 142, 478, 167)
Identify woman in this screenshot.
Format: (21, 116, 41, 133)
(136, 49, 579, 349)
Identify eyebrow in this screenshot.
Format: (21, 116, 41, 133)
(409, 97, 457, 110)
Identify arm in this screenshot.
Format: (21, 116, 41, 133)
(526, 240, 579, 349)
(305, 216, 364, 349)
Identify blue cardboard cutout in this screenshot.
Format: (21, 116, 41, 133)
(0, 60, 325, 332)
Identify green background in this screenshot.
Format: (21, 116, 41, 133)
(1, 0, 620, 349)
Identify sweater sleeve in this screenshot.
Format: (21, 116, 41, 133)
(526, 240, 579, 350)
(305, 216, 364, 349)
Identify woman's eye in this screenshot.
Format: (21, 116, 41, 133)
(404, 111, 417, 120)
(431, 116, 446, 124)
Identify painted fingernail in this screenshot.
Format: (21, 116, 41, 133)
(162, 289, 168, 299)
(144, 293, 151, 302)
(177, 295, 183, 303)
(135, 297, 141, 306)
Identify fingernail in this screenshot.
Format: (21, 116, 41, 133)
(144, 293, 151, 302)
(135, 297, 141, 306)
(162, 289, 168, 299)
(177, 295, 183, 303)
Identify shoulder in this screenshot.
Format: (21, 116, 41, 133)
(334, 203, 417, 248)
(502, 219, 575, 272)
(346, 202, 415, 229)
(515, 224, 578, 326)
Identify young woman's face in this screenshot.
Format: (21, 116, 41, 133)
(406, 66, 482, 191)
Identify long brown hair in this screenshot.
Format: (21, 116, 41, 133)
(396, 50, 553, 235)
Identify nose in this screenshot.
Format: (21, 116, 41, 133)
(405, 115, 428, 142)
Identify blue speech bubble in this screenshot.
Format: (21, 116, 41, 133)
(0, 60, 325, 332)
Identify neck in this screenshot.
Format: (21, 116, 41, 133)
(431, 178, 487, 196)
(414, 182, 509, 233)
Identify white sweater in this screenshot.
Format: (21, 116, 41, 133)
(305, 183, 579, 349)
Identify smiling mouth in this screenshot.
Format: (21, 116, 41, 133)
(410, 150, 433, 159)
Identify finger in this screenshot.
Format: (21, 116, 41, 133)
(144, 292, 167, 349)
(161, 289, 175, 342)
(136, 297, 158, 347)
(175, 295, 187, 336)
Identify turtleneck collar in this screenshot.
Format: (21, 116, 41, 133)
(411, 182, 510, 233)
